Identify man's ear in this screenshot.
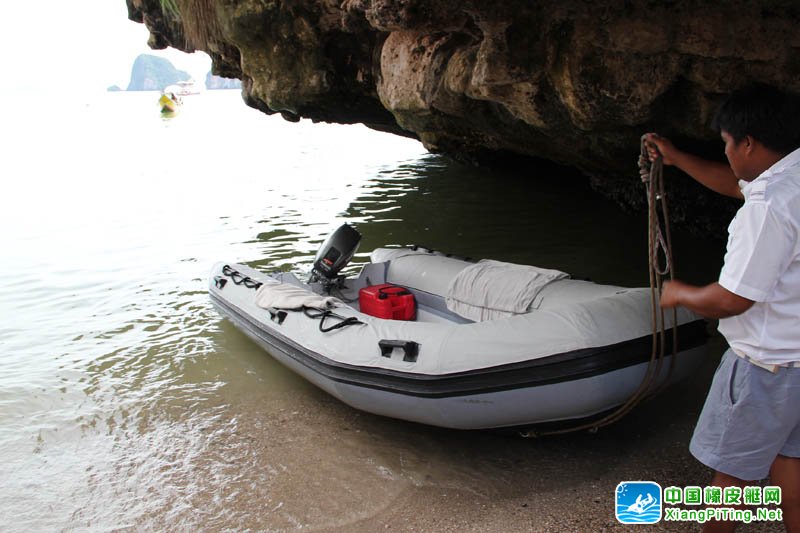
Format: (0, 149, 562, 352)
(743, 135, 756, 155)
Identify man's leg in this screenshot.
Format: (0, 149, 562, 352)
(702, 471, 748, 533)
(769, 454, 800, 533)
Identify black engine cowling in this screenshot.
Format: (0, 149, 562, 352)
(310, 223, 361, 284)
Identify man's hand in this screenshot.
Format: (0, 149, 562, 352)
(643, 133, 679, 166)
(659, 280, 684, 308)
(659, 280, 754, 318)
(641, 133, 743, 199)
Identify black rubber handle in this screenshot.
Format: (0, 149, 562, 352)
(379, 340, 419, 362)
(265, 307, 287, 325)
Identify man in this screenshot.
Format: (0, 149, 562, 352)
(645, 83, 800, 533)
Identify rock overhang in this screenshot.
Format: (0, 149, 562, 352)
(126, 0, 800, 234)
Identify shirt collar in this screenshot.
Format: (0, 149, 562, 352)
(739, 146, 800, 200)
(760, 146, 800, 179)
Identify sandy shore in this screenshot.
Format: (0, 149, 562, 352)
(321, 334, 785, 533)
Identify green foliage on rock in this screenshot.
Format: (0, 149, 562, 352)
(160, 0, 179, 17)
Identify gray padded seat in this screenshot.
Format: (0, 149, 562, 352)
(371, 249, 470, 297)
(370, 247, 630, 313)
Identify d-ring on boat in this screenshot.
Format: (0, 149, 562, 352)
(209, 225, 706, 430)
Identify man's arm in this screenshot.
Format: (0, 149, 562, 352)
(660, 280, 754, 318)
(644, 133, 743, 200)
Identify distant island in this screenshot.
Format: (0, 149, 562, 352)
(126, 54, 191, 91)
(206, 72, 242, 90)
(114, 54, 242, 92)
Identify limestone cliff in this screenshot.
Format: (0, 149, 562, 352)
(126, 0, 800, 232)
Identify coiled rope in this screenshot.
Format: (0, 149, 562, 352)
(521, 135, 678, 437)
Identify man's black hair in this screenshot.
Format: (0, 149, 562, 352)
(712, 83, 800, 154)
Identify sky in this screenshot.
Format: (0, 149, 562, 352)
(1, 1, 211, 93)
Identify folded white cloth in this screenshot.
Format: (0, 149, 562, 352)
(446, 259, 569, 321)
(255, 280, 340, 310)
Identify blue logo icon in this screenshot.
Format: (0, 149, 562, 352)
(616, 481, 662, 524)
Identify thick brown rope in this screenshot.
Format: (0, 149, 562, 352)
(520, 136, 679, 437)
(640, 135, 679, 397)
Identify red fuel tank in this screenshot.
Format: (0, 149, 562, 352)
(358, 284, 416, 321)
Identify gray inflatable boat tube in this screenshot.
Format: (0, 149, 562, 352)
(209, 249, 707, 430)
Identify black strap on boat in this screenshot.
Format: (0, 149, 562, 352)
(303, 307, 364, 333)
(221, 264, 263, 290)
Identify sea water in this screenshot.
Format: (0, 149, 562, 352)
(0, 90, 727, 530)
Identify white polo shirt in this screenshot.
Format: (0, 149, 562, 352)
(718, 147, 800, 364)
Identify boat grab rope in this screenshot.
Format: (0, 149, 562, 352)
(222, 264, 263, 289)
(303, 307, 364, 332)
(521, 135, 679, 437)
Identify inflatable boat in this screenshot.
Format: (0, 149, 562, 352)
(209, 225, 707, 430)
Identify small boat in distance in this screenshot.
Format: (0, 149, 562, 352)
(159, 91, 181, 114)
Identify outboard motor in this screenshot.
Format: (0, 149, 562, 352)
(309, 223, 362, 291)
